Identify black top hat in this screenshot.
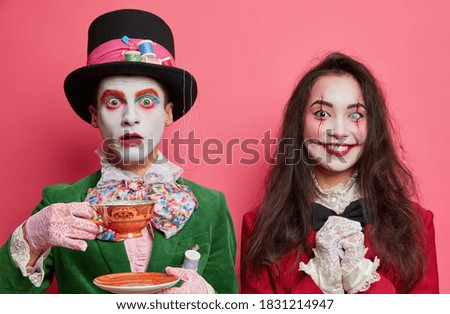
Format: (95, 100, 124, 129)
(64, 9, 197, 123)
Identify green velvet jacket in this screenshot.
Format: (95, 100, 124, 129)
(0, 171, 238, 294)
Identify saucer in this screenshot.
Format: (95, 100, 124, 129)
(93, 272, 179, 294)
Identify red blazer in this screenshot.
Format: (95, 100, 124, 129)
(240, 205, 439, 294)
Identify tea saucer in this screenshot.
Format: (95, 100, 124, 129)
(93, 272, 179, 294)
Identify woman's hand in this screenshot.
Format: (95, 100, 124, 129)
(159, 267, 214, 294)
(299, 216, 362, 293)
(314, 216, 362, 275)
(339, 231, 380, 293)
(24, 202, 98, 254)
(340, 231, 366, 273)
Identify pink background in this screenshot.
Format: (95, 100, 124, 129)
(1, 0, 449, 293)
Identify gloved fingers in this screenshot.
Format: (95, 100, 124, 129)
(158, 287, 179, 294)
(312, 247, 341, 268)
(162, 268, 212, 294)
(340, 232, 365, 250)
(68, 202, 96, 219)
(340, 247, 367, 268)
(71, 217, 99, 234)
(319, 218, 359, 239)
(334, 222, 361, 238)
(316, 228, 358, 249)
(325, 216, 362, 233)
(66, 228, 98, 241)
(344, 245, 366, 259)
(57, 238, 88, 251)
(165, 267, 197, 281)
(340, 233, 366, 262)
(23, 203, 96, 252)
(318, 217, 362, 245)
(341, 246, 357, 258)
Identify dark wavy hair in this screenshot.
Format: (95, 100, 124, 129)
(242, 52, 427, 293)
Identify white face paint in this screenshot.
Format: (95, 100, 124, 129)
(90, 76, 173, 167)
(303, 74, 367, 173)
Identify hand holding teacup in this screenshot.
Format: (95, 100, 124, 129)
(23, 200, 154, 265)
(24, 202, 99, 255)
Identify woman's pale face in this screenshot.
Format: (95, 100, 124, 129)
(89, 76, 173, 166)
(303, 74, 367, 173)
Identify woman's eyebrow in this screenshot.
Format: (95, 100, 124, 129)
(347, 103, 366, 109)
(310, 99, 366, 109)
(135, 88, 159, 99)
(310, 99, 333, 107)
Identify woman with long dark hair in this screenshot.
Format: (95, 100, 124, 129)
(241, 52, 439, 293)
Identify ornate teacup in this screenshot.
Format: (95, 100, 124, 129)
(92, 200, 154, 240)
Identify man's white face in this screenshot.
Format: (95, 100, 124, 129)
(90, 76, 173, 166)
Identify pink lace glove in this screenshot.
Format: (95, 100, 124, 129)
(299, 216, 362, 294)
(340, 231, 380, 293)
(159, 267, 214, 294)
(24, 202, 98, 252)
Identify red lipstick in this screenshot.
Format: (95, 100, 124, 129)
(313, 141, 361, 157)
(119, 133, 143, 146)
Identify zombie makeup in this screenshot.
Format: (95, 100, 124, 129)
(303, 74, 367, 173)
(92, 76, 170, 167)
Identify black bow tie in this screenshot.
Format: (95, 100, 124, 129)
(312, 199, 371, 231)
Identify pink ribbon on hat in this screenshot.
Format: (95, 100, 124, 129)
(86, 37, 175, 66)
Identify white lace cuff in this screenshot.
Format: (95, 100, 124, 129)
(299, 258, 344, 294)
(342, 257, 380, 294)
(10, 223, 51, 287)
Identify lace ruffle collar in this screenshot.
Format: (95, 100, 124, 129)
(96, 150, 183, 187)
(312, 170, 361, 215)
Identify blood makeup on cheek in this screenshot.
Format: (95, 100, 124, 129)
(315, 98, 324, 137)
(355, 101, 361, 130)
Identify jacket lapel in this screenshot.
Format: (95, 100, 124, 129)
(73, 171, 131, 274)
(147, 230, 179, 272)
(95, 240, 131, 273)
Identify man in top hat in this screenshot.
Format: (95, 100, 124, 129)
(0, 9, 238, 294)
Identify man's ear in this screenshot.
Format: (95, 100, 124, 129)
(89, 105, 99, 128)
(165, 102, 174, 126)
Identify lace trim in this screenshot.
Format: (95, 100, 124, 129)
(96, 150, 183, 187)
(10, 223, 51, 287)
(353, 257, 381, 293)
(313, 171, 361, 214)
(341, 248, 368, 275)
(345, 257, 381, 294)
(312, 170, 358, 195)
(300, 251, 380, 294)
(299, 260, 316, 276)
(299, 256, 344, 294)
(313, 249, 342, 280)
